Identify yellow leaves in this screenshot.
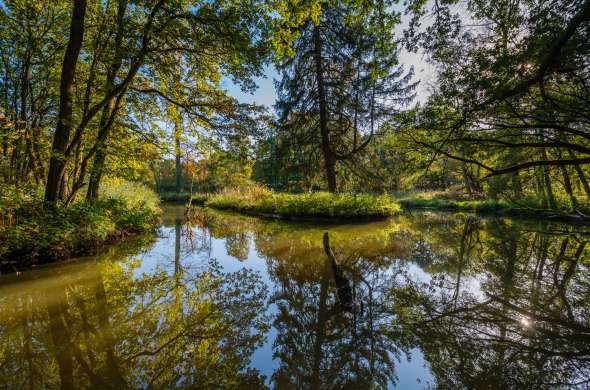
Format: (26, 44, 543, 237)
(271, 0, 325, 57)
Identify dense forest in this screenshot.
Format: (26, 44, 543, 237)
(1, 0, 590, 261)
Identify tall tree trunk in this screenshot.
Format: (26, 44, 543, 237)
(540, 148, 557, 209)
(86, 0, 128, 202)
(85, 136, 107, 201)
(560, 164, 578, 210)
(313, 25, 337, 192)
(1, 63, 8, 161)
(174, 116, 182, 193)
(460, 156, 473, 196)
(19, 52, 33, 179)
(45, 0, 87, 203)
(511, 171, 522, 198)
(542, 166, 557, 209)
(535, 167, 548, 208)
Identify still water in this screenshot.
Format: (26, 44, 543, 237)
(1, 205, 589, 389)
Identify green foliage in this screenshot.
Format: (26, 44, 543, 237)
(0, 180, 161, 265)
(205, 185, 400, 219)
(273, 0, 416, 192)
(100, 178, 160, 212)
(394, 191, 590, 216)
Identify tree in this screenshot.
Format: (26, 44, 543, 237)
(38, 0, 272, 204)
(403, 0, 590, 205)
(275, 0, 416, 192)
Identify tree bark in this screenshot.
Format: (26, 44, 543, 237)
(511, 171, 522, 198)
(313, 25, 337, 192)
(540, 147, 557, 209)
(45, 0, 87, 203)
(560, 164, 578, 210)
(86, 0, 128, 202)
(535, 167, 548, 208)
(19, 51, 33, 179)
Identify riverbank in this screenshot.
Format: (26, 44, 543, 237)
(395, 192, 590, 222)
(0, 181, 161, 268)
(158, 192, 208, 205)
(179, 188, 590, 223)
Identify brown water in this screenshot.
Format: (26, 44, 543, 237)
(1, 205, 589, 389)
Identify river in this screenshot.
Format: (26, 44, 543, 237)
(0, 205, 589, 389)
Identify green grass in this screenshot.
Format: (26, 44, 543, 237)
(204, 186, 400, 219)
(0, 180, 161, 266)
(393, 191, 590, 216)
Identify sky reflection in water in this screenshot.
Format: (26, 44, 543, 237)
(0, 205, 589, 389)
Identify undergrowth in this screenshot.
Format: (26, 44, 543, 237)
(0, 180, 161, 266)
(159, 191, 208, 205)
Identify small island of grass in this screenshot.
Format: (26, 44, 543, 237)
(202, 187, 400, 220)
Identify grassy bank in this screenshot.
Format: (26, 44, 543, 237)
(0, 180, 161, 267)
(203, 187, 399, 220)
(183, 186, 590, 223)
(394, 191, 590, 220)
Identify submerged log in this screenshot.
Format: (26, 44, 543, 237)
(323, 232, 354, 312)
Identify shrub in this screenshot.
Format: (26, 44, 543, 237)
(101, 177, 160, 211)
(0, 179, 161, 266)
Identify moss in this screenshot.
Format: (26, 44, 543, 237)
(204, 186, 400, 219)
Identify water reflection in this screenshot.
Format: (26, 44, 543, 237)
(0, 206, 589, 388)
(0, 235, 269, 388)
(393, 218, 590, 389)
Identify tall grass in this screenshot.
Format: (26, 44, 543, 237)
(205, 185, 400, 219)
(0, 179, 161, 266)
(393, 190, 590, 215)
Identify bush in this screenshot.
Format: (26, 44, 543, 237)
(205, 185, 400, 219)
(101, 177, 160, 211)
(0, 179, 161, 266)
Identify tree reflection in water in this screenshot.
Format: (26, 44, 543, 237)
(392, 217, 590, 389)
(0, 235, 269, 388)
(1, 207, 590, 389)
(202, 209, 590, 389)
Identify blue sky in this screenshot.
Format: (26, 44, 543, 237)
(222, 51, 435, 111)
(222, 65, 280, 109)
(222, 3, 437, 111)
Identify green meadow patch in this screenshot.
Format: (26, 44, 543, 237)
(204, 187, 400, 219)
